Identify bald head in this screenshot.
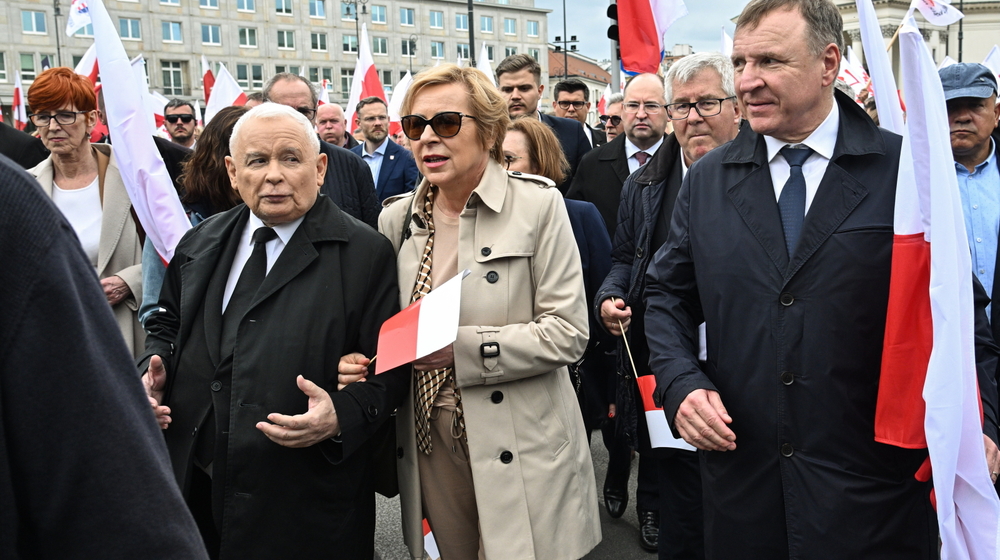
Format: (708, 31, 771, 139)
(316, 103, 348, 146)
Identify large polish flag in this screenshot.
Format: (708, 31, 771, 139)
(88, 0, 191, 263)
(374, 270, 469, 375)
(477, 43, 496, 86)
(345, 23, 387, 132)
(74, 42, 99, 86)
(617, 0, 687, 74)
(387, 71, 412, 138)
(636, 376, 695, 451)
(203, 63, 247, 125)
(12, 71, 28, 131)
(201, 55, 215, 105)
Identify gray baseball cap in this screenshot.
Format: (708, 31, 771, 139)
(939, 63, 998, 101)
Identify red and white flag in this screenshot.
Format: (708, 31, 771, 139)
(194, 99, 203, 127)
(617, 0, 688, 74)
(201, 55, 215, 104)
(66, 0, 92, 36)
(12, 71, 28, 131)
(203, 63, 247, 125)
(636, 376, 695, 451)
(856, 0, 904, 134)
(346, 23, 387, 132)
(387, 71, 412, 138)
(913, 0, 964, 26)
(423, 519, 441, 560)
(319, 80, 331, 106)
(74, 42, 99, 86)
(983, 45, 1000, 83)
(88, 0, 191, 263)
(374, 270, 468, 375)
(597, 83, 612, 116)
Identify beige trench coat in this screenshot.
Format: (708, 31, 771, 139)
(30, 143, 145, 356)
(379, 161, 601, 560)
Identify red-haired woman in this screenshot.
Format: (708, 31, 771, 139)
(27, 67, 145, 356)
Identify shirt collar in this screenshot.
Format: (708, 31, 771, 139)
(954, 137, 997, 175)
(365, 138, 389, 157)
(764, 102, 839, 163)
(247, 212, 305, 246)
(625, 136, 665, 159)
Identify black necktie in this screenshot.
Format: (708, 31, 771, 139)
(221, 226, 277, 356)
(778, 146, 813, 258)
(635, 151, 650, 166)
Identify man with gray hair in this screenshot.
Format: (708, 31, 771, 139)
(600, 92, 625, 141)
(140, 103, 409, 559)
(642, 0, 999, 557)
(263, 73, 379, 228)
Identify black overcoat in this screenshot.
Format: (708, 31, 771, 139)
(644, 92, 1000, 559)
(141, 195, 408, 559)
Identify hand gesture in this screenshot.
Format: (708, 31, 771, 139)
(257, 375, 340, 448)
(338, 353, 371, 391)
(600, 297, 632, 336)
(675, 389, 736, 451)
(142, 355, 171, 429)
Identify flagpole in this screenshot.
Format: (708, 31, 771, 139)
(53, 0, 62, 67)
(610, 297, 639, 377)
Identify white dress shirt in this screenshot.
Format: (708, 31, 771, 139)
(222, 213, 304, 312)
(362, 138, 389, 184)
(763, 104, 840, 215)
(582, 123, 595, 147)
(625, 136, 664, 174)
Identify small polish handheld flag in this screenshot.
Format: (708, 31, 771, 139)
(375, 270, 469, 375)
(203, 63, 247, 125)
(202, 55, 215, 104)
(423, 519, 441, 560)
(913, 0, 964, 26)
(66, 0, 92, 37)
(387, 71, 412, 138)
(597, 83, 612, 116)
(636, 376, 695, 451)
(983, 45, 1000, 82)
(346, 23, 387, 132)
(12, 71, 28, 131)
(74, 43, 99, 86)
(617, 0, 688, 74)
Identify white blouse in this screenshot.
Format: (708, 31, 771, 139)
(52, 177, 102, 268)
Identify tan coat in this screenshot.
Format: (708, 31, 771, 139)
(380, 161, 601, 560)
(30, 144, 145, 356)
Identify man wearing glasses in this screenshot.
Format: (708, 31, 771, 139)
(262, 73, 380, 228)
(350, 97, 419, 202)
(599, 93, 626, 142)
(164, 99, 198, 149)
(553, 78, 607, 148)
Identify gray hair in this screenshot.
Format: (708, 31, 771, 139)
(229, 102, 320, 156)
(608, 92, 624, 106)
(735, 0, 844, 57)
(263, 73, 319, 109)
(665, 52, 736, 103)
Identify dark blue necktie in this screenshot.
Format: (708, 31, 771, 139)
(778, 146, 813, 257)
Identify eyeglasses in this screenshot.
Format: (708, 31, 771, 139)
(556, 100, 587, 110)
(295, 107, 317, 120)
(165, 114, 195, 124)
(28, 111, 89, 127)
(503, 154, 524, 169)
(400, 112, 477, 141)
(623, 102, 665, 114)
(599, 114, 622, 127)
(665, 97, 737, 120)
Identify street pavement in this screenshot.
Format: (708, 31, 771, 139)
(374, 434, 655, 560)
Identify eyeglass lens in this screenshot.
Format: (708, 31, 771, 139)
(166, 115, 195, 123)
(30, 111, 83, 126)
(401, 112, 466, 141)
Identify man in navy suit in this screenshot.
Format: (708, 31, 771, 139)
(351, 97, 420, 203)
(496, 54, 591, 193)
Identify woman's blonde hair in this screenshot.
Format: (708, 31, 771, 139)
(401, 64, 509, 164)
(508, 116, 569, 185)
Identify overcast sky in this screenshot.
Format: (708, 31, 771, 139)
(534, 0, 751, 63)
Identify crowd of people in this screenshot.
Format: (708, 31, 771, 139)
(2, 0, 1000, 558)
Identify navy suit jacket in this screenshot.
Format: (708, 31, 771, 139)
(352, 139, 420, 203)
(540, 112, 592, 192)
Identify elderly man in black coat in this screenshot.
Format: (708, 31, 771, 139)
(140, 103, 408, 560)
(643, 1, 1000, 558)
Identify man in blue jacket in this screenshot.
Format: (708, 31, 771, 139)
(351, 96, 420, 203)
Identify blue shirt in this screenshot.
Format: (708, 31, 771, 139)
(361, 138, 388, 184)
(956, 137, 999, 312)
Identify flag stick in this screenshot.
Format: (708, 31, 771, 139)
(611, 297, 639, 377)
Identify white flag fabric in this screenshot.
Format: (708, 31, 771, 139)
(130, 55, 158, 132)
(597, 83, 612, 115)
(203, 63, 247, 125)
(477, 43, 496, 86)
(983, 45, 1000, 82)
(856, 0, 905, 134)
(939, 55, 959, 69)
(194, 99, 203, 127)
(721, 28, 733, 57)
(388, 71, 412, 124)
(913, 0, 964, 26)
(66, 0, 92, 36)
(12, 71, 28, 131)
(74, 42, 99, 85)
(899, 18, 1000, 560)
(88, 0, 191, 263)
(319, 80, 331, 105)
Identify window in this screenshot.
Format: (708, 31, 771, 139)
(430, 41, 444, 59)
(161, 0, 180, 5)
(371, 5, 386, 23)
(21, 11, 47, 34)
(275, 64, 300, 74)
(505, 46, 517, 57)
(162, 61, 184, 95)
(0, 54, 7, 82)
(382, 70, 392, 87)
(480, 16, 493, 33)
(74, 24, 94, 37)
(237, 0, 255, 11)
(429, 11, 443, 28)
(457, 43, 470, 60)
(497, 0, 509, 4)
(340, 2, 355, 20)
(200, 0, 219, 8)
(119, 18, 141, 40)
(341, 68, 353, 94)
(20, 54, 37, 82)
(504, 18, 516, 35)
(343, 35, 358, 54)
(72, 54, 82, 69)
(310, 0, 326, 18)
(236, 63, 263, 89)
(527, 20, 539, 37)
(372, 37, 388, 55)
(486, 44, 495, 61)
(311, 32, 327, 51)
(400, 71, 408, 81)
(239, 27, 258, 47)
(529, 48, 540, 61)
(202, 24, 221, 45)
(162, 22, 182, 42)
(277, 30, 295, 49)
(309, 67, 320, 83)
(401, 38, 415, 57)
(323, 67, 333, 87)
(400, 8, 414, 26)
(456, 14, 468, 31)
(276, 0, 292, 15)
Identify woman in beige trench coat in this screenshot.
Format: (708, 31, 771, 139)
(340, 65, 600, 559)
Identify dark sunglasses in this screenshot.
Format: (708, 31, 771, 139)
(165, 114, 195, 124)
(599, 114, 622, 126)
(400, 112, 477, 141)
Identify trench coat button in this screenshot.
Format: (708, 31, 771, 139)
(481, 247, 492, 256)
(491, 391, 503, 404)
(397, 447, 404, 459)
(780, 371, 794, 385)
(779, 293, 794, 306)
(500, 450, 513, 463)
(367, 405, 378, 417)
(486, 271, 499, 283)
(781, 443, 794, 457)
(210, 381, 223, 392)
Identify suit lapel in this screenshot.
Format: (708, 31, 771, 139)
(376, 143, 397, 199)
(611, 143, 631, 184)
(198, 210, 248, 368)
(728, 164, 789, 274)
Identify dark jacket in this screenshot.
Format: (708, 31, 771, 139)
(587, 123, 608, 148)
(318, 137, 381, 228)
(594, 133, 682, 448)
(989, 126, 1000, 387)
(0, 154, 207, 560)
(566, 133, 631, 239)
(344, 132, 360, 150)
(540, 112, 592, 191)
(141, 196, 409, 560)
(0, 123, 48, 169)
(350, 138, 420, 202)
(643, 91, 999, 558)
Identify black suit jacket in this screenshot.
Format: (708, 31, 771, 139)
(539, 112, 592, 191)
(587, 124, 608, 148)
(0, 123, 49, 169)
(318, 137, 380, 228)
(565, 133, 631, 239)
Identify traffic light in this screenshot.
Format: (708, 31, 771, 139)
(607, 3, 618, 42)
